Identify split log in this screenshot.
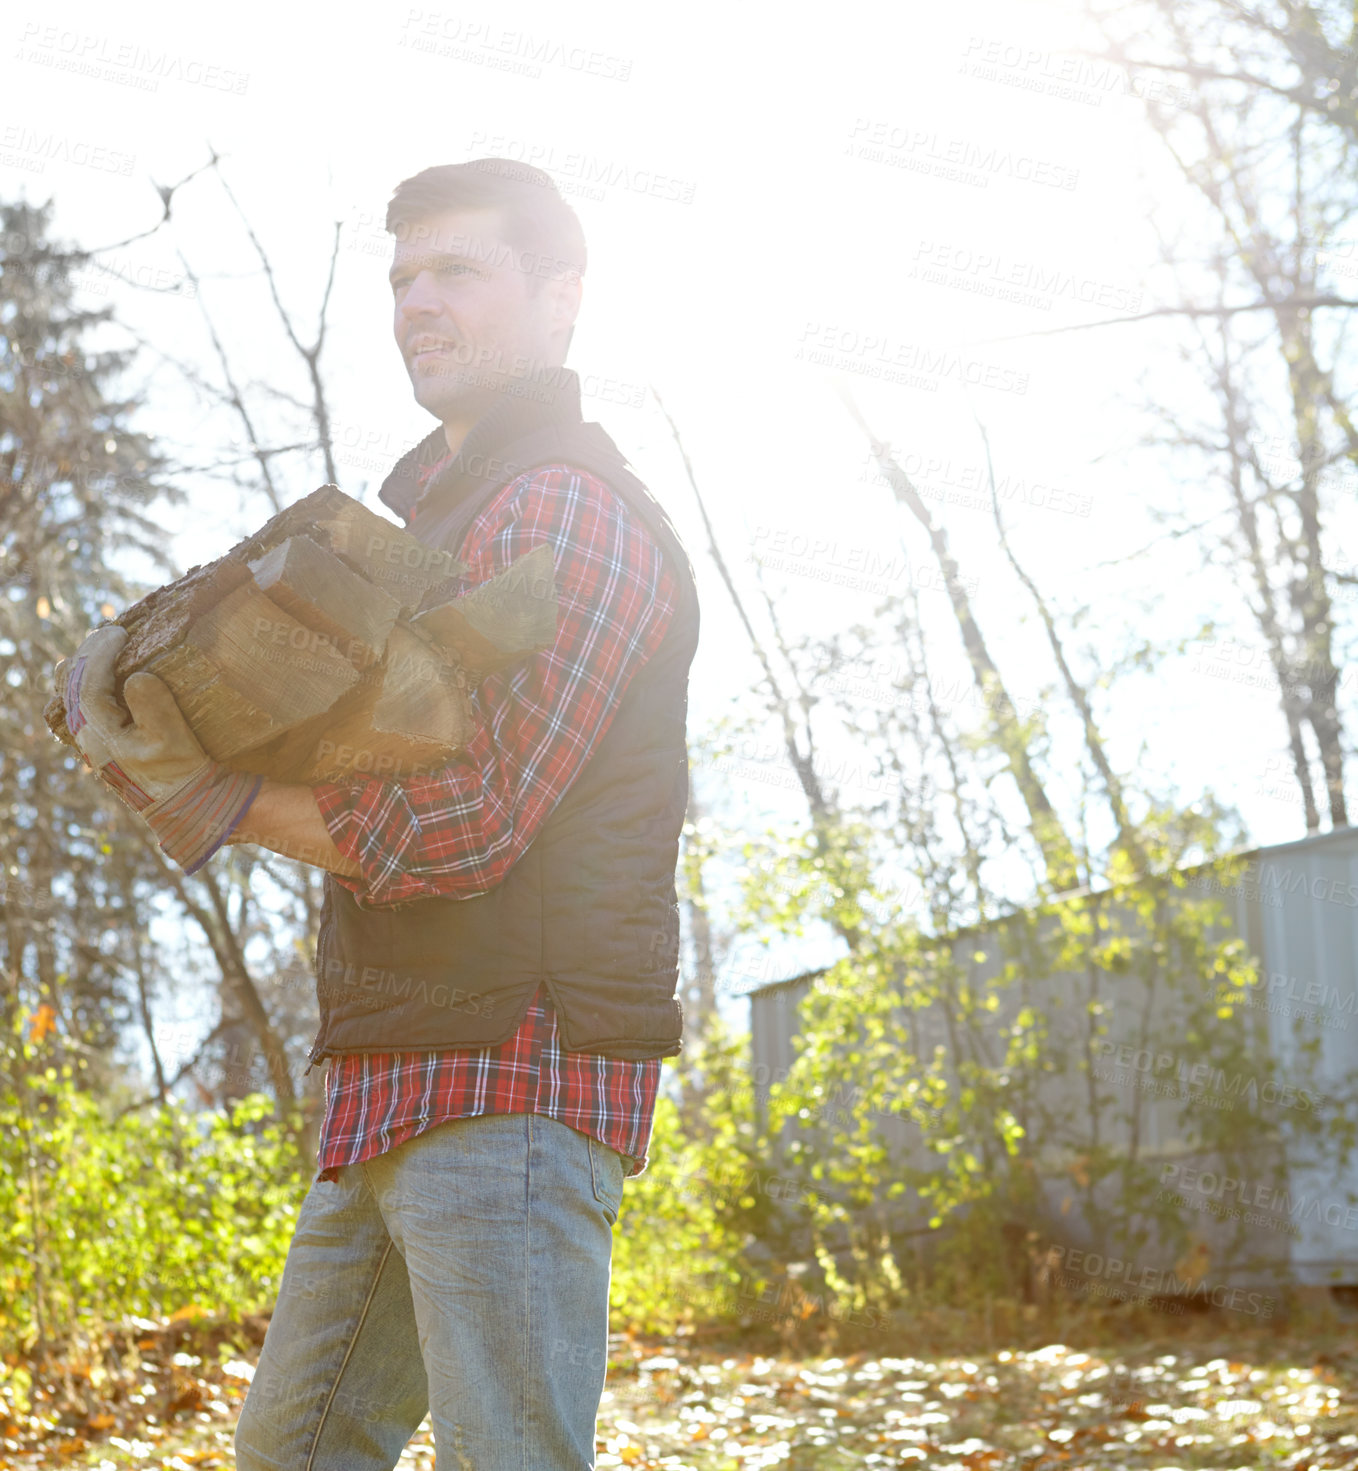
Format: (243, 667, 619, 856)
(143, 582, 361, 763)
(308, 493, 464, 611)
(241, 625, 474, 784)
(413, 541, 558, 680)
(45, 485, 558, 786)
(248, 534, 400, 668)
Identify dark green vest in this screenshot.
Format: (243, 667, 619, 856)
(306, 373, 699, 1065)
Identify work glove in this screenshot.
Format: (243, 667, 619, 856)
(59, 625, 262, 875)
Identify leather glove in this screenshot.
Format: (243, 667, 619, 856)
(60, 625, 262, 874)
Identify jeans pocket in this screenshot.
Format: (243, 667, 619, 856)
(587, 1135, 624, 1226)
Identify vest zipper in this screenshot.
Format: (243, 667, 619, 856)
(306, 909, 333, 1078)
(303, 1040, 327, 1079)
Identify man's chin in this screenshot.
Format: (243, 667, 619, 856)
(410, 376, 494, 422)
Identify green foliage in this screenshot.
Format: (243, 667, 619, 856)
(610, 1014, 766, 1333)
(713, 821, 1358, 1328)
(0, 1015, 304, 1353)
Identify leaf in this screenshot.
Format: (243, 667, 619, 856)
(27, 1006, 56, 1045)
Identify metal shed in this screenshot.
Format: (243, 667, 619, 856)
(742, 827, 1358, 1296)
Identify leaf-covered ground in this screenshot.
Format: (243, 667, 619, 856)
(4, 1318, 1358, 1469)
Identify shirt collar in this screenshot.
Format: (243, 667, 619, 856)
(378, 370, 584, 526)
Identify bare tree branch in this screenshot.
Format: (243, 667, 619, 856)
(969, 294, 1358, 346)
(88, 150, 221, 256)
(176, 252, 285, 513)
(837, 384, 1078, 891)
(216, 173, 341, 485)
(651, 384, 863, 948)
(974, 413, 1142, 860)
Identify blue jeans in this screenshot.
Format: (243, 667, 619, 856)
(234, 1112, 625, 1470)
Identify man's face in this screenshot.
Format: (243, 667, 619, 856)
(389, 206, 578, 424)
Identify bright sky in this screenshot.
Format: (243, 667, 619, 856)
(4, 0, 1334, 1000)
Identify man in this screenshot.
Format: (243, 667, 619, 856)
(60, 158, 700, 1470)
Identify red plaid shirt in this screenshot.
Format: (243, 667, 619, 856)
(311, 455, 678, 1181)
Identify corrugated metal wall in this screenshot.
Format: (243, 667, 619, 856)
(744, 828, 1358, 1289)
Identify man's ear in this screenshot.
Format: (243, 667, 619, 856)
(548, 272, 583, 349)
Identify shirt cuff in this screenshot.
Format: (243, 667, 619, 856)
(144, 763, 264, 875)
(312, 777, 418, 906)
(312, 778, 368, 896)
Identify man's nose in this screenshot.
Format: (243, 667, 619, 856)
(398, 271, 442, 324)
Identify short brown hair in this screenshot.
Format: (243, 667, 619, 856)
(385, 159, 586, 282)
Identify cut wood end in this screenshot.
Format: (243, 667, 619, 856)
(312, 501, 466, 612)
(248, 533, 401, 664)
(412, 542, 558, 678)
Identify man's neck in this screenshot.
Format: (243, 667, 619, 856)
(441, 415, 479, 457)
(439, 360, 573, 455)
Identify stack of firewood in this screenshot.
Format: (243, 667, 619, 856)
(45, 485, 557, 783)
